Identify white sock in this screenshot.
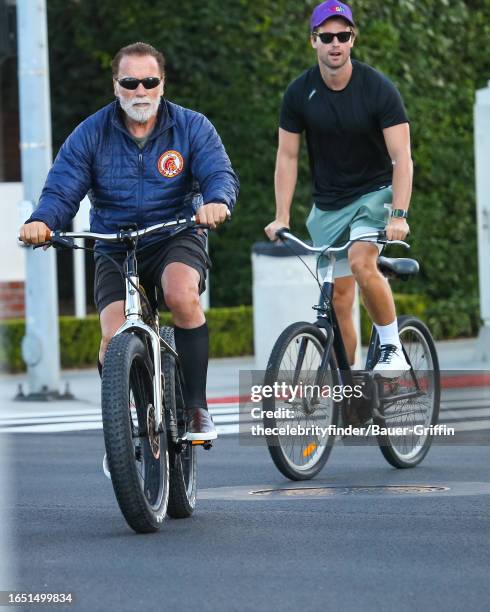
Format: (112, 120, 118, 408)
(375, 320, 401, 349)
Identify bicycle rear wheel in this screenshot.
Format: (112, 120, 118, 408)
(160, 326, 197, 518)
(101, 332, 169, 533)
(263, 322, 340, 481)
(375, 316, 441, 468)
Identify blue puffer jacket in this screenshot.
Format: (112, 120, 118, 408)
(29, 99, 239, 250)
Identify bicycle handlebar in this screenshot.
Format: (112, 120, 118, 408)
(18, 215, 221, 248)
(53, 216, 201, 243)
(275, 228, 410, 254)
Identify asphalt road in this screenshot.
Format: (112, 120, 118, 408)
(2, 428, 490, 612)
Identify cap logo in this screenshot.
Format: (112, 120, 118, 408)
(158, 150, 184, 178)
(331, 5, 345, 12)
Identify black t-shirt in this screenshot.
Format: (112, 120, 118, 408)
(280, 60, 409, 210)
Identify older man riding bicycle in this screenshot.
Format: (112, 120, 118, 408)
(19, 42, 239, 446)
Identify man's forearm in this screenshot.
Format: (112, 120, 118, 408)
(274, 155, 298, 225)
(391, 155, 413, 212)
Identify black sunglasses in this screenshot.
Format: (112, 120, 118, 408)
(117, 77, 162, 90)
(315, 31, 352, 44)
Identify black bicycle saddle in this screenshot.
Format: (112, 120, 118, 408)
(377, 256, 419, 281)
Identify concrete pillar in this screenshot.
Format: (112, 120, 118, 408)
(474, 81, 490, 362)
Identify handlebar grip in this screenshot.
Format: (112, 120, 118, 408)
(275, 227, 290, 241)
(17, 229, 53, 244)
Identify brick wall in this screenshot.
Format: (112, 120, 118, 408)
(0, 281, 25, 319)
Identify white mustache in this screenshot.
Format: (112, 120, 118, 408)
(130, 97, 151, 106)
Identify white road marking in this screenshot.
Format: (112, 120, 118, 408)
(1, 401, 489, 435)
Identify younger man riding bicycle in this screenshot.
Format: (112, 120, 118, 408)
(265, 0, 412, 376)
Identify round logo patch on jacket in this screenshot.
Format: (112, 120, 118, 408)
(157, 150, 184, 178)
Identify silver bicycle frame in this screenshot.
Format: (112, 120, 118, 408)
(114, 273, 165, 433)
(40, 218, 194, 435)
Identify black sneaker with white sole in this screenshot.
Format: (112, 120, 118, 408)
(374, 344, 411, 378)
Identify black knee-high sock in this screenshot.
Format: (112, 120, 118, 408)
(174, 323, 209, 411)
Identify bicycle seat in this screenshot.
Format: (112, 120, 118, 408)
(377, 256, 419, 281)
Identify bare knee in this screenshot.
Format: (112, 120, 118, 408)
(348, 243, 381, 289)
(162, 263, 204, 327)
(349, 255, 379, 289)
(165, 284, 200, 315)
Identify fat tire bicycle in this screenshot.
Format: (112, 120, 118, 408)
(33, 218, 209, 532)
(263, 229, 440, 481)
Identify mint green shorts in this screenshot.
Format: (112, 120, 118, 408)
(306, 186, 393, 278)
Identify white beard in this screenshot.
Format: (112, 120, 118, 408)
(118, 95, 160, 124)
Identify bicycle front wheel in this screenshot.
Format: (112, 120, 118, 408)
(160, 326, 197, 519)
(102, 332, 169, 533)
(375, 316, 441, 468)
(263, 322, 340, 481)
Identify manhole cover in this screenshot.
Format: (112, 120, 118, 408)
(198, 482, 490, 501)
(250, 485, 449, 497)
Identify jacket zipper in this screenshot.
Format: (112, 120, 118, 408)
(138, 152, 143, 221)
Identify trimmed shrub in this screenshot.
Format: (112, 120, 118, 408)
(360, 292, 480, 343)
(360, 293, 428, 345)
(2, 294, 480, 373)
(0, 306, 253, 373)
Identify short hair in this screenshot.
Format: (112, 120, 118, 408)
(111, 42, 166, 78)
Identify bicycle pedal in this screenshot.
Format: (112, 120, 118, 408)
(190, 439, 211, 446)
(190, 440, 213, 450)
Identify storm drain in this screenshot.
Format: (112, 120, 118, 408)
(249, 485, 449, 498)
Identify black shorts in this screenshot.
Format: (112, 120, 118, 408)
(94, 231, 210, 313)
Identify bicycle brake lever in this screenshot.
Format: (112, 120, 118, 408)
(50, 235, 76, 249)
(275, 227, 290, 241)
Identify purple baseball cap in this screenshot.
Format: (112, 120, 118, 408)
(310, 0, 355, 31)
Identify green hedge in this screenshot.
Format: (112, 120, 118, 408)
(1, 296, 480, 372)
(360, 293, 428, 345)
(0, 306, 253, 373)
(360, 293, 480, 344)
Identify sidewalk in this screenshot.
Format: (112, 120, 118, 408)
(0, 337, 488, 409)
(433, 337, 489, 371)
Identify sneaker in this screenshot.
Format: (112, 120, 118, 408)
(102, 453, 111, 480)
(184, 408, 218, 441)
(373, 344, 411, 378)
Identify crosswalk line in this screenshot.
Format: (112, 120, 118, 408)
(1, 399, 490, 434)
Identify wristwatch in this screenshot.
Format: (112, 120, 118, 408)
(390, 208, 408, 219)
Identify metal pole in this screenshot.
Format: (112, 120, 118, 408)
(474, 81, 490, 363)
(73, 197, 90, 318)
(17, 0, 61, 397)
(73, 238, 86, 318)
